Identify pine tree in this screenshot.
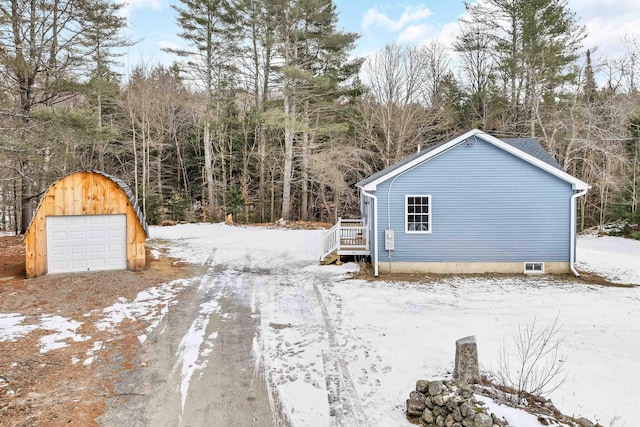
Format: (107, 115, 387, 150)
(168, 0, 238, 219)
(583, 49, 597, 104)
(0, 0, 86, 232)
(274, 0, 360, 220)
(461, 0, 585, 134)
(77, 0, 133, 170)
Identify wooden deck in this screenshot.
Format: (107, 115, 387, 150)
(320, 218, 370, 264)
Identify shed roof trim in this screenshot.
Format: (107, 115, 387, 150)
(93, 170, 149, 237)
(357, 129, 589, 191)
(27, 170, 149, 237)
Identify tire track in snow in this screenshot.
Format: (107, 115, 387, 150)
(171, 248, 227, 418)
(313, 278, 368, 426)
(244, 251, 294, 427)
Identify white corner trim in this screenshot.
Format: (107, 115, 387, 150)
(361, 129, 589, 191)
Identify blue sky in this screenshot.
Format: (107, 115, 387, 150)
(118, 0, 639, 74)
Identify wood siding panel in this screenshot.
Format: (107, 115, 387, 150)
(370, 137, 573, 263)
(53, 182, 65, 215)
(25, 172, 147, 278)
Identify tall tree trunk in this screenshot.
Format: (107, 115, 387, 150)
(157, 143, 163, 222)
(258, 129, 266, 221)
(20, 169, 31, 234)
(300, 129, 309, 221)
(281, 96, 294, 220)
(97, 92, 105, 171)
(203, 119, 215, 219)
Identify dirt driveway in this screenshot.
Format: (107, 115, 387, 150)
(0, 229, 310, 427)
(97, 251, 279, 427)
(0, 235, 245, 426)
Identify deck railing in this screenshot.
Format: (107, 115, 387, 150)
(320, 222, 340, 260)
(339, 218, 368, 250)
(320, 218, 369, 260)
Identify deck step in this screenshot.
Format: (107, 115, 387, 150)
(321, 252, 341, 265)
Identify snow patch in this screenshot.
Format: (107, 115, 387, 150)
(39, 315, 90, 353)
(94, 277, 198, 333)
(83, 341, 103, 366)
(475, 395, 568, 427)
(0, 313, 38, 341)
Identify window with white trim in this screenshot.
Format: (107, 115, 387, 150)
(405, 195, 431, 233)
(524, 262, 544, 273)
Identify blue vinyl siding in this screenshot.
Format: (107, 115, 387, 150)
(367, 137, 573, 263)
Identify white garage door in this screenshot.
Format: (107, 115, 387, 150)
(46, 215, 127, 274)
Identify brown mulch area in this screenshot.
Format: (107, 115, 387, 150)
(0, 235, 199, 427)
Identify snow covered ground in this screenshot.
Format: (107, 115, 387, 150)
(148, 224, 639, 427)
(1, 224, 638, 426)
(577, 233, 640, 285)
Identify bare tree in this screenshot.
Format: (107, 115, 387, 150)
(494, 315, 567, 404)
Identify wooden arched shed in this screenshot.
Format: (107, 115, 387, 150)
(25, 171, 149, 278)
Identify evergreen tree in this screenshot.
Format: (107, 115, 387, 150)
(583, 49, 597, 104)
(77, 0, 133, 170)
(168, 0, 238, 219)
(614, 117, 640, 235)
(274, 0, 360, 220)
(461, 0, 585, 134)
(0, 0, 86, 232)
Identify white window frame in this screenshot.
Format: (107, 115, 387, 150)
(524, 262, 545, 274)
(405, 195, 432, 234)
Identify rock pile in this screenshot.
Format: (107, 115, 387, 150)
(406, 379, 506, 427)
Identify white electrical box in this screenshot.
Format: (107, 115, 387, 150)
(384, 229, 395, 250)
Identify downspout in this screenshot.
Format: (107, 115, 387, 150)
(570, 188, 588, 276)
(361, 189, 379, 277)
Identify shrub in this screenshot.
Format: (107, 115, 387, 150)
(493, 315, 567, 404)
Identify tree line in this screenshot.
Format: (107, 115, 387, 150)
(1, 0, 639, 236)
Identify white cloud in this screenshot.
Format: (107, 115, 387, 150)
(567, 0, 640, 60)
(435, 21, 462, 49)
(119, 0, 163, 20)
(397, 24, 434, 43)
(362, 5, 432, 32)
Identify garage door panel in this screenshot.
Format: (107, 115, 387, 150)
(90, 244, 105, 254)
(90, 259, 106, 268)
(89, 229, 105, 239)
(47, 215, 127, 274)
(51, 246, 67, 256)
(69, 216, 86, 225)
(51, 231, 67, 241)
(70, 230, 86, 240)
(89, 216, 105, 224)
(107, 228, 124, 238)
(71, 259, 88, 269)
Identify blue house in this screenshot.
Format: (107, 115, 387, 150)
(320, 129, 589, 276)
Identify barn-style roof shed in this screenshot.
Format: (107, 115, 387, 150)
(25, 171, 149, 278)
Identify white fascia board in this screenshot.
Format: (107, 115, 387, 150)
(361, 129, 479, 191)
(361, 129, 589, 191)
(478, 132, 590, 190)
